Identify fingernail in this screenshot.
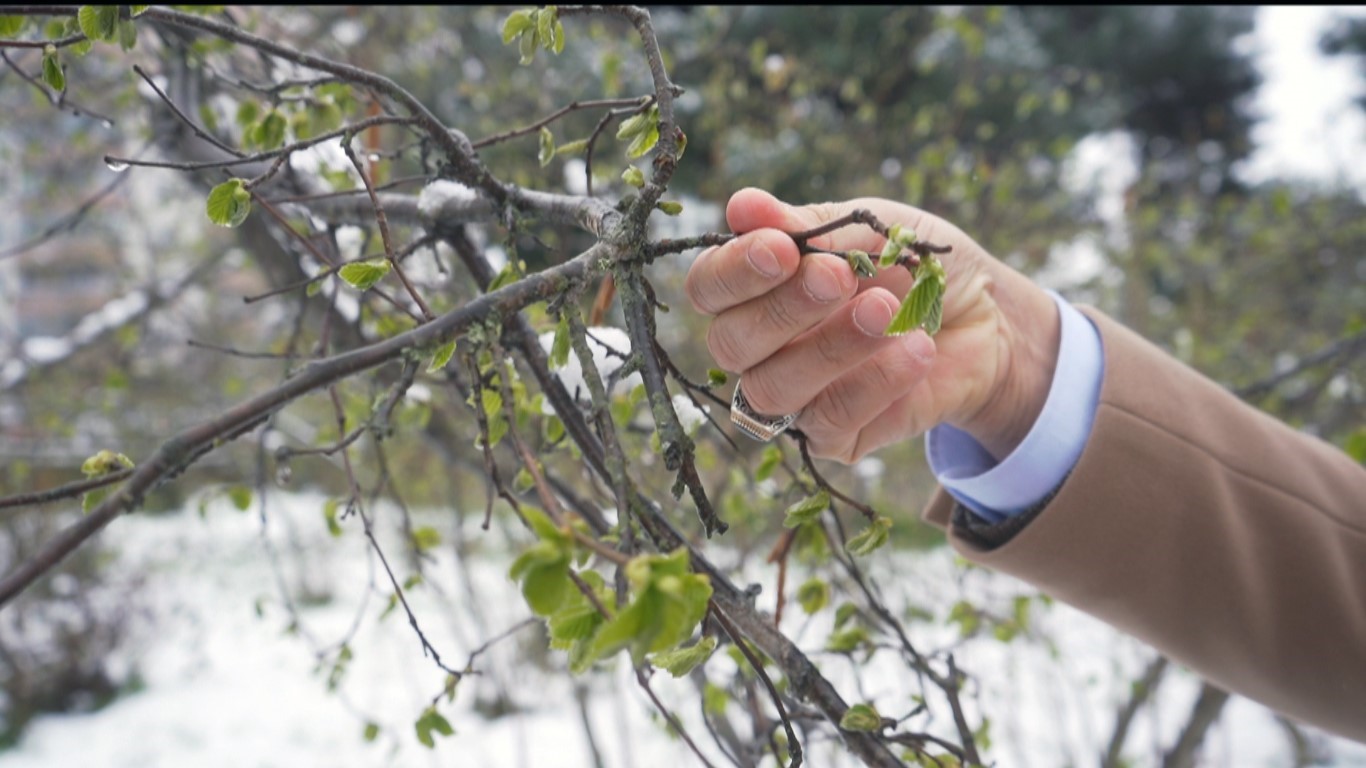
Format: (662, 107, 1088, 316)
(802, 262, 842, 302)
(853, 294, 895, 336)
(746, 240, 780, 278)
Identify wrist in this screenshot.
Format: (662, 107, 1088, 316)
(955, 268, 1060, 460)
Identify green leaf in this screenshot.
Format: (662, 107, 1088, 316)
(555, 138, 588, 156)
(228, 485, 252, 511)
(651, 636, 717, 678)
(538, 126, 555, 167)
(323, 499, 343, 537)
(82, 487, 108, 514)
(523, 505, 569, 544)
(616, 111, 651, 140)
(626, 125, 660, 160)
(487, 263, 517, 292)
(878, 238, 902, 268)
(414, 707, 454, 748)
(254, 109, 287, 150)
(656, 201, 683, 216)
(549, 603, 601, 645)
(834, 601, 859, 628)
(885, 257, 946, 336)
(338, 259, 391, 291)
(550, 314, 571, 369)
(81, 449, 134, 477)
(703, 682, 728, 716)
(118, 18, 137, 51)
(41, 46, 64, 92)
(755, 445, 782, 482)
(78, 5, 120, 42)
(621, 165, 645, 188)
(235, 99, 260, 128)
(846, 516, 893, 556)
(552, 19, 566, 54)
(501, 9, 535, 43)
(782, 490, 830, 528)
(840, 703, 883, 732)
(846, 249, 876, 278)
(412, 526, 441, 552)
(517, 22, 537, 65)
(427, 339, 457, 373)
(362, 722, 380, 742)
(205, 178, 252, 227)
(0, 16, 26, 37)
(825, 625, 869, 653)
(796, 578, 830, 615)
(536, 6, 555, 50)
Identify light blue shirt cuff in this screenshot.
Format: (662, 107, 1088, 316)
(925, 292, 1104, 523)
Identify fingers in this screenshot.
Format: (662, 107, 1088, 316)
(685, 229, 800, 315)
(737, 288, 932, 417)
(726, 187, 928, 255)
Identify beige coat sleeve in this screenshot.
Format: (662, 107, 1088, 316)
(922, 306, 1366, 742)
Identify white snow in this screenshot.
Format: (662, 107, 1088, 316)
(417, 180, 480, 220)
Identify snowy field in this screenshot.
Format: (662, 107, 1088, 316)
(2, 489, 1363, 768)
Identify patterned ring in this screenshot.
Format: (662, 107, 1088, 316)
(730, 378, 800, 442)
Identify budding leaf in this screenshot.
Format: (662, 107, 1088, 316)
(782, 490, 830, 528)
(362, 722, 380, 742)
(626, 125, 660, 160)
(840, 703, 883, 732)
(228, 485, 252, 511)
(41, 46, 64, 92)
(616, 112, 651, 140)
(550, 314, 571, 369)
(651, 636, 718, 678)
(501, 9, 535, 44)
(518, 23, 537, 65)
(536, 6, 555, 50)
(77, 5, 120, 43)
(338, 259, 391, 291)
(754, 445, 781, 482)
(656, 200, 683, 216)
(878, 238, 902, 268)
(254, 109, 287, 151)
(621, 165, 645, 188)
(0, 16, 25, 37)
(81, 449, 134, 477)
(552, 19, 566, 54)
(796, 578, 830, 615)
(846, 516, 893, 556)
(846, 249, 876, 278)
(412, 526, 441, 552)
(706, 368, 727, 388)
(885, 256, 946, 336)
(427, 339, 457, 373)
(118, 18, 137, 51)
(205, 178, 252, 227)
(538, 126, 555, 167)
(555, 138, 589, 156)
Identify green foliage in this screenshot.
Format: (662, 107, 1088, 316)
(840, 703, 882, 732)
(795, 577, 830, 615)
(781, 490, 829, 528)
(885, 256, 946, 336)
(338, 259, 392, 291)
(621, 165, 645, 188)
(550, 315, 571, 369)
(227, 486, 252, 511)
(427, 339, 457, 373)
(414, 706, 455, 748)
(537, 126, 555, 167)
(41, 45, 64, 92)
(845, 516, 893, 556)
(502, 6, 565, 65)
(81, 450, 134, 477)
(754, 445, 782, 482)
(205, 179, 252, 227)
(0, 16, 25, 37)
(588, 548, 712, 665)
(846, 249, 876, 278)
(77, 6, 120, 43)
(650, 635, 718, 677)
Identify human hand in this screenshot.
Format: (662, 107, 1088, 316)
(685, 188, 1061, 463)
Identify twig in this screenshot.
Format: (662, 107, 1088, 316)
(341, 135, 433, 320)
(471, 95, 651, 149)
(0, 469, 134, 512)
(713, 607, 804, 767)
(132, 63, 243, 157)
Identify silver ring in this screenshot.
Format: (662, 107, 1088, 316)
(730, 378, 800, 442)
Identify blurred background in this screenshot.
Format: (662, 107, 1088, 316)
(1, 6, 1363, 766)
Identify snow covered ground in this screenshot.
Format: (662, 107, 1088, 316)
(3, 489, 1363, 768)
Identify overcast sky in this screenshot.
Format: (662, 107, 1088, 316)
(1243, 5, 1366, 190)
